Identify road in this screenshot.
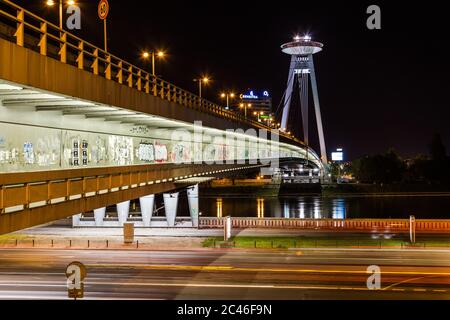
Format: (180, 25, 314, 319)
(0, 248, 449, 299)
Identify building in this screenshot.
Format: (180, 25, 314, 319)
(237, 90, 274, 125)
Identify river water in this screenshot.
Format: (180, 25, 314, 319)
(197, 195, 450, 219)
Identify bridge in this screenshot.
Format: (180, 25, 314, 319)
(0, 0, 323, 234)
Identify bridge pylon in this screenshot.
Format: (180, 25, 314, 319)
(280, 35, 328, 165)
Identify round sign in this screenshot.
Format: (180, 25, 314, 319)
(98, 0, 109, 20)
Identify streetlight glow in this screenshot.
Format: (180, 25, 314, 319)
(67, 0, 75, 5)
(142, 50, 166, 76)
(220, 92, 235, 110)
(194, 75, 211, 99)
(46, 0, 55, 6)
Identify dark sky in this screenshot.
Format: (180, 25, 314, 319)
(14, 0, 450, 160)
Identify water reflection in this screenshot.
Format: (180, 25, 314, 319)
(332, 198, 346, 220)
(257, 198, 265, 218)
(216, 198, 223, 218)
(199, 195, 450, 219)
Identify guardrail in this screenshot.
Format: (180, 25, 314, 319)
(0, 0, 300, 143)
(0, 163, 257, 214)
(199, 217, 450, 232)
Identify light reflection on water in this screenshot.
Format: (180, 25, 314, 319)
(199, 195, 450, 219)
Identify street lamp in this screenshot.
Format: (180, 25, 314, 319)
(46, 0, 76, 30)
(220, 92, 235, 110)
(143, 51, 165, 77)
(193, 77, 210, 99)
(239, 103, 252, 119)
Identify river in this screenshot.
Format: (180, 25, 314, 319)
(195, 195, 450, 219)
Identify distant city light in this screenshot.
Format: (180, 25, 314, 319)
(332, 148, 344, 162)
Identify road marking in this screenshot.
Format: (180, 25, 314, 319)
(0, 280, 445, 295)
(383, 277, 427, 291)
(86, 281, 370, 292)
(85, 263, 450, 277)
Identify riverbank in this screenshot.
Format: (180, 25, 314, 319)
(202, 236, 450, 249)
(322, 183, 450, 196)
(202, 180, 450, 197)
(2, 230, 450, 251)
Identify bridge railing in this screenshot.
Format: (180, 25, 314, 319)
(0, 163, 258, 214)
(0, 0, 301, 144)
(199, 217, 450, 232)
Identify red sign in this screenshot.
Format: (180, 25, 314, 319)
(98, 0, 109, 20)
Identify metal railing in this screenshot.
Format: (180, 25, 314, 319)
(0, 0, 300, 143)
(199, 217, 450, 232)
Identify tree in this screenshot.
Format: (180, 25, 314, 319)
(351, 150, 405, 184)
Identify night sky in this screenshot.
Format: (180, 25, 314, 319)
(13, 0, 450, 160)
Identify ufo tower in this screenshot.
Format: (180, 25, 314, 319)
(280, 35, 327, 164)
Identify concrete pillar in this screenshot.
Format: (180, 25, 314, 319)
(72, 213, 82, 227)
(117, 201, 130, 226)
(94, 207, 106, 226)
(187, 185, 199, 228)
(140, 195, 155, 227)
(163, 192, 179, 227)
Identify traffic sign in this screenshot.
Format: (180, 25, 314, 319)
(98, 0, 109, 20)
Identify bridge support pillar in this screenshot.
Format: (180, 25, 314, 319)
(140, 195, 155, 227)
(72, 213, 82, 227)
(163, 193, 179, 227)
(117, 201, 130, 226)
(187, 185, 199, 228)
(94, 207, 106, 226)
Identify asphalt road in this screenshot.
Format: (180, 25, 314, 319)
(0, 248, 449, 300)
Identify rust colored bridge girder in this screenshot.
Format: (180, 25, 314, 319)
(0, 163, 263, 235)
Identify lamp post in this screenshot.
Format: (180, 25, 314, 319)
(143, 51, 165, 77)
(239, 103, 252, 119)
(193, 77, 210, 99)
(220, 92, 235, 110)
(46, 0, 75, 30)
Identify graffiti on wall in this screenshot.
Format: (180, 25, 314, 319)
(154, 143, 168, 163)
(138, 142, 155, 162)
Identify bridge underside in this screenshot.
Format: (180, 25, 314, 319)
(0, 163, 265, 235)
